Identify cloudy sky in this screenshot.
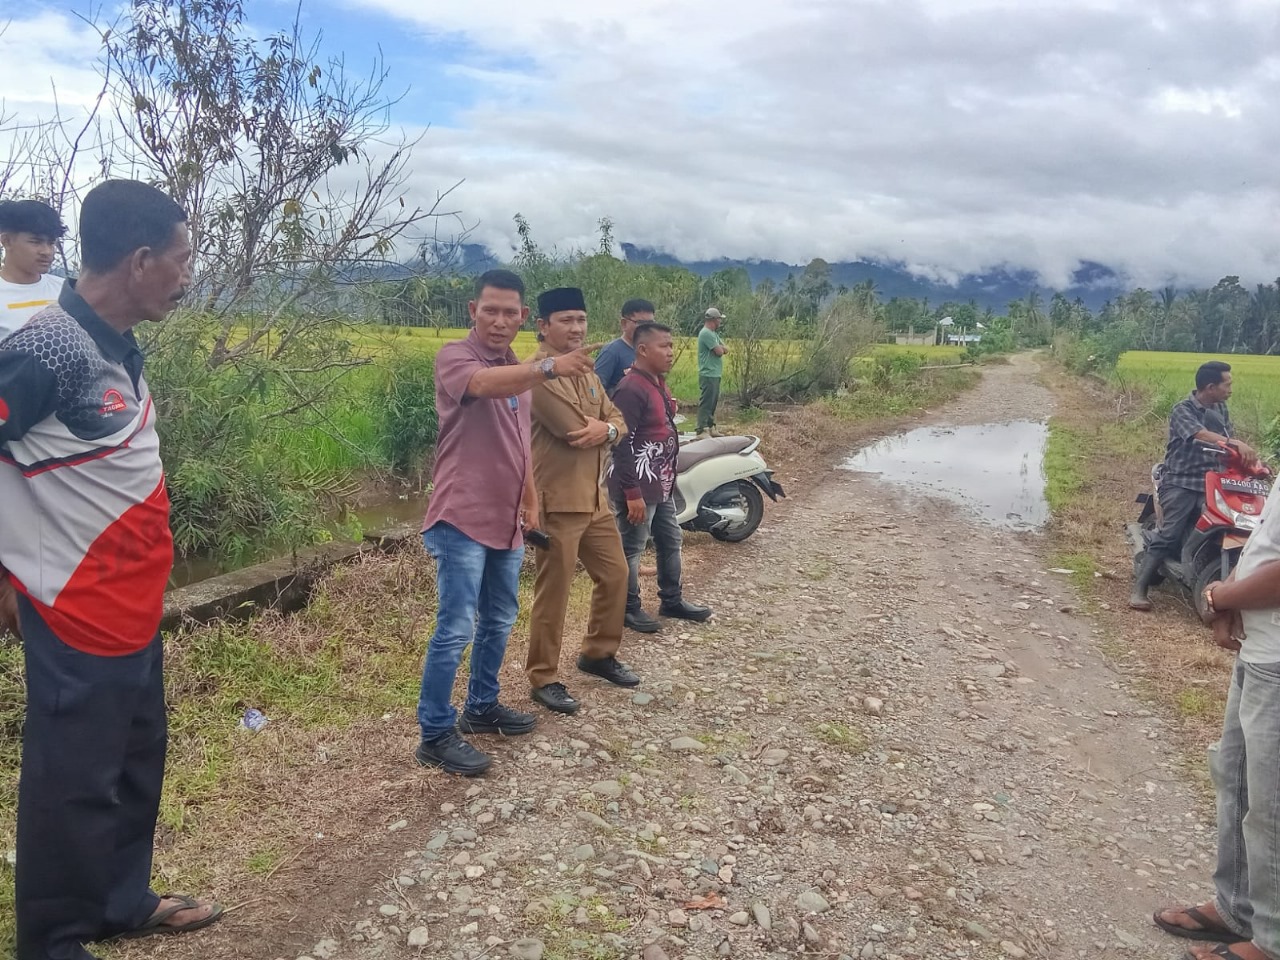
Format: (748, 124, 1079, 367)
(3, 0, 1279, 288)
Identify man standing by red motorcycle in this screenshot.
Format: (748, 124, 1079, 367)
(1131, 361, 1259, 612)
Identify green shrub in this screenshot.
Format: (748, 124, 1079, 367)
(964, 325, 1014, 360)
(370, 354, 439, 473)
(146, 317, 358, 561)
(866, 351, 924, 388)
(1053, 321, 1141, 376)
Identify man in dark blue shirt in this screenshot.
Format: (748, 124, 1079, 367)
(594, 298, 654, 396)
(1131, 360, 1258, 611)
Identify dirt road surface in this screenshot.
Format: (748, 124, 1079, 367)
(176, 355, 1220, 960)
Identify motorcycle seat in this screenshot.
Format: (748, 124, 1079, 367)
(677, 435, 758, 471)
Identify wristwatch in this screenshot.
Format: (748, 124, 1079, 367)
(607, 423, 619, 443)
(539, 357, 558, 380)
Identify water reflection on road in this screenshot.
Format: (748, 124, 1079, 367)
(841, 420, 1049, 531)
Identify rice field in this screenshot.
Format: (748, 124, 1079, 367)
(872, 343, 967, 364)
(346, 325, 707, 399)
(1115, 351, 1280, 437)
(345, 325, 967, 398)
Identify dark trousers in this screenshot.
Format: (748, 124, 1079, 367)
(697, 376, 721, 432)
(16, 596, 165, 960)
(1147, 483, 1203, 561)
(613, 498, 684, 609)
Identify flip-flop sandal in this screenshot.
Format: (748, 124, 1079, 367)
(118, 894, 224, 940)
(1155, 906, 1250, 944)
(1184, 943, 1254, 960)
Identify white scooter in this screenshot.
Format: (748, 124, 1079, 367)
(671, 415, 785, 542)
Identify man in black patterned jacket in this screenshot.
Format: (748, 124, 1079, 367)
(608, 322, 712, 632)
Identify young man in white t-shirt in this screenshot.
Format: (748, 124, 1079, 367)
(0, 199, 65, 640)
(1154, 493, 1280, 960)
(0, 199, 67, 340)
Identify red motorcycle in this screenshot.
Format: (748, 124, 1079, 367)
(1128, 443, 1271, 619)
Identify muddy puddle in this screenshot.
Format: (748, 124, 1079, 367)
(841, 420, 1049, 531)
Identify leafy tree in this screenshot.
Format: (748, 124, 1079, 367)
(99, 0, 439, 367)
(883, 297, 927, 333)
(797, 257, 833, 320)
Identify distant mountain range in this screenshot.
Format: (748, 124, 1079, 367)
(417, 241, 1132, 313)
(619, 244, 1132, 313)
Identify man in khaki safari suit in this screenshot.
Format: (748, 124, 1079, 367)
(526, 286, 641, 715)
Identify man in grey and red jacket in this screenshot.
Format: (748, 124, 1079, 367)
(607, 322, 712, 632)
(1, 180, 222, 959)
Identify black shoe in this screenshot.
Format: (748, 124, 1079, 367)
(578, 655, 641, 688)
(659, 599, 712, 622)
(532, 682, 581, 715)
(415, 728, 491, 776)
(458, 703, 538, 736)
(624, 607, 660, 633)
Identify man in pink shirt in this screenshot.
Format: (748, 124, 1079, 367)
(416, 269, 599, 776)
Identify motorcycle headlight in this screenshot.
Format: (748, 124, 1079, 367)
(1215, 488, 1261, 531)
(1214, 489, 1232, 520)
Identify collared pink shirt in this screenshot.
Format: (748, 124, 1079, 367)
(421, 329, 532, 550)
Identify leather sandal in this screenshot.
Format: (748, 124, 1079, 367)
(117, 894, 224, 940)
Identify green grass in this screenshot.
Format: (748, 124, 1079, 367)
(245, 845, 285, 876)
(1043, 420, 1088, 511)
(155, 583, 433, 836)
(531, 893, 629, 960)
(872, 343, 967, 364)
(1048, 550, 1101, 592)
(347, 326, 969, 406)
(1176, 687, 1220, 720)
(252, 362, 396, 479)
(824, 366, 979, 421)
(1116, 350, 1280, 437)
(813, 722, 868, 754)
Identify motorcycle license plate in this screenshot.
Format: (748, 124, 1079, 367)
(1223, 534, 1249, 550)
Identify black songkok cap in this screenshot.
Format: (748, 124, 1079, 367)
(537, 287, 587, 318)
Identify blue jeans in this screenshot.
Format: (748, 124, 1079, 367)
(418, 523, 524, 739)
(1211, 659, 1280, 957)
(612, 498, 684, 609)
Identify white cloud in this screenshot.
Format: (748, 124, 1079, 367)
(7, 0, 1280, 288)
(339, 0, 1280, 287)
(0, 11, 104, 113)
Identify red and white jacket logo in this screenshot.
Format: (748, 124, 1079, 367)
(100, 388, 127, 414)
(0, 396, 9, 426)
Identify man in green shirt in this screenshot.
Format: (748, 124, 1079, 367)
(696, 307, 728, 437)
